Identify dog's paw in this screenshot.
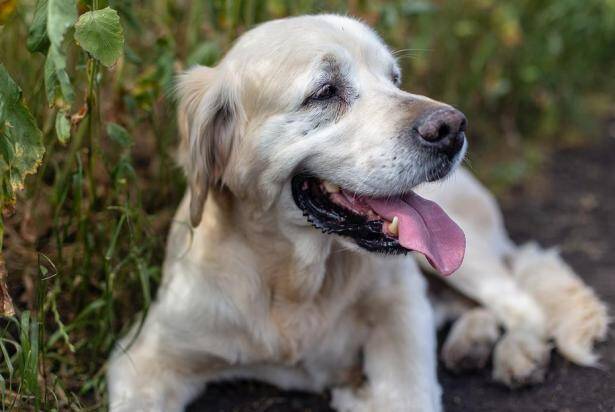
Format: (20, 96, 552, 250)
(331, 387, 369, 412)
(441, 308, 500, 371)
(511, 243, 610, 366)
(331, 384, 441, 412)
(492, 329, 551, 388)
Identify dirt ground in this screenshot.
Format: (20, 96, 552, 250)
(188, 135, 615, 412)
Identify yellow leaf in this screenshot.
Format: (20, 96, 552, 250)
(0, 0, 17, 25)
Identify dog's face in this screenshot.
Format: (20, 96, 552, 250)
(178, 15, 466, 275)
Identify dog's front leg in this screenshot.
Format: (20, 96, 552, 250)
(107, 265, 252, 412)
(107, 319, 207, 412)
(332, 263, 441, 412)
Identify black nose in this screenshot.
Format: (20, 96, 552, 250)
(414, 108, 467, 159)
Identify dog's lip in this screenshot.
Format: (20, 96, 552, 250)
(292, 174, 466, 275)
(292, 174, 403, 252)
(298, 175, 417, 234)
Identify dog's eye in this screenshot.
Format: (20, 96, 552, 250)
(312, 84, 337, 101)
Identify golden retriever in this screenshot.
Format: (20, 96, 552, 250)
(107, 15, 608, 412)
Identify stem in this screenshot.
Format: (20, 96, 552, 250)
(86, 58, 99, 208)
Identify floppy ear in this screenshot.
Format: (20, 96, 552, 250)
(176, 66, 240, 227)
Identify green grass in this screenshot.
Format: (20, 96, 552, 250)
(0, 0, 614, 409)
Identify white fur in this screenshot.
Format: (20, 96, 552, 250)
(418, 168, 608, 384)
(107, 15, 609, 411)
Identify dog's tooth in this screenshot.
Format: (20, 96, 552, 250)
(323, 181, 340, 193)
(389, 216, 399, 237)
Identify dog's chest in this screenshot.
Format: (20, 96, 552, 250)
(268, 299, 368, 377)
(267, 272, 369, 365)
(270, 301, 326, 361)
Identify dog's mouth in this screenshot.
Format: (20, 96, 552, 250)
(291, 175, 465, 275)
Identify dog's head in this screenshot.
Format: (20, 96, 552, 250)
(177, 15, 466, 275)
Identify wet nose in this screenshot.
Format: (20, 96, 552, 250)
(414, 108, 467, 158)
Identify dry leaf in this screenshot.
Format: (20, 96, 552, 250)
(0, 253, 15, 316)
(70, 103, 88, 126)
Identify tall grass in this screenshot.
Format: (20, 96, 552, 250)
(0, 0, 614, 409)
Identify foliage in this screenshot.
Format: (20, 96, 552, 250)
(74, 7, 124, 67)
(0, 64, 44, 240)
(0, 0, 613, 409)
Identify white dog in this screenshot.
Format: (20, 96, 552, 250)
(107, 15, 608, 412)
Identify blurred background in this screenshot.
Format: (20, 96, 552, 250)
(0, 0, 614, 410)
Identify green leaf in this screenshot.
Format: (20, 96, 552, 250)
(27, 0, 76, 54)
(0, 65, 45, 211)
(47, 0, 77, 48)
(55, 111, 70, 144)
(27, 0, 50, 53)
(44, 45, 74, 109)
(106, 122, 133, 148)
(74, 7, 124, 67)
(29, 0, 76, 109)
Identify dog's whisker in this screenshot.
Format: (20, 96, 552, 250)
(392, 48, 432, 56)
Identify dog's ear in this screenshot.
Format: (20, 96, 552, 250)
(177, 66, 240, 227)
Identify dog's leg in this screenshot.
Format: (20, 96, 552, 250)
(332, 262, 441, 412)
(418, 169, 551, 386)
(107, 316, 210, 412)
(430, 277, 548, 384)
(448, 242, 607, 387)
(420, 168, 609, 385)
(509, 242, 609, 366)
(424, 236, 553, 386)
(106, 269, 252, 412)
(107, 312, 321, 411)
(428, 278, 502, 371)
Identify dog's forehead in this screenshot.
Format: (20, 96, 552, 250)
(226, 15, 396, 75)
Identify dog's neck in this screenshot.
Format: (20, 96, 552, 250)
(203, 188, 343, 302)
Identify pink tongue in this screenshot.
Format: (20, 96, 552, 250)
(364, 192, 465, 276)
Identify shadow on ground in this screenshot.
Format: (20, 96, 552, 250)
(189, 136, 615, 412)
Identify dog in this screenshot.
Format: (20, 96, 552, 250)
(107, 15, 608, 411)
